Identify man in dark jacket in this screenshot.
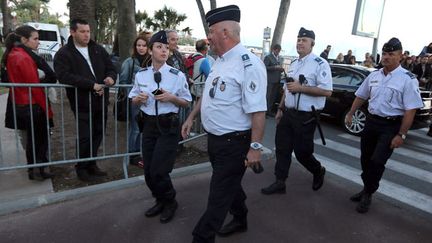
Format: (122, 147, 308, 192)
(54, 19, 117, 182)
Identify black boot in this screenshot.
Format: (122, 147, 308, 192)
(160, 199, 178, 223)
(217, 217, 248, 237)
(145, 200, 164, 217)
(88, 165, 107, 177)
(356, 193, 372, 213)
(312, 166, 326, 191)
(39, 167, 54, 179)
(28, 168, 35, 180)
(261, 179, 286, 195)
(350, 190, 364, 202)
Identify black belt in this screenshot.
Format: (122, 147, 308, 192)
(208, 130, 251, 139)
(368, 114, 402, 122)
(142, 112, 177, 120)
(284, 107, 319, 115)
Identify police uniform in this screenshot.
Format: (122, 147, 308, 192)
(128, 31, 192, 223)
(262, 28, 332, 195)
(355, 42, 423, 197)
(192, 5, 267, 243)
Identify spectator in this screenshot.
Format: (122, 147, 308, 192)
(54, 19, 117, 182)
(401, 55, 414, 72)
(189, 39, 212, 100)
(344, 49, 353, 64)
(412, 55, 429, 87)
(362, 56, 375, 68)
(2, 25, 56, 180)
(320, 45, 331, 61)
(334, 52, 344, 64)
(119, 35, 151, 165)
(349, 55, 357, 65)
(166, 29, 187, 77)
(263, 43, 284, 116)
(419, 42, 432, 56)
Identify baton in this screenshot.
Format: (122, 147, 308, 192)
(311, 105, 326, 145)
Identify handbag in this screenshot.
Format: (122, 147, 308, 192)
(114, 59, 135, 121)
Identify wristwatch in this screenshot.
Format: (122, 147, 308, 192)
(250, 142, 263, 150)
(398, 133, 406, 140)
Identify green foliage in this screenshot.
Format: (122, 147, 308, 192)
(7, 0, 64, 26)
(95, 0, 117, 44)
(135, 10, 149, 32)
(145, 5, 188, 32)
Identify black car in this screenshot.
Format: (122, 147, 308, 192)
(321, 64, 432, 135)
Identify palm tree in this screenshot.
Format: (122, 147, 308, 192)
(195, 0, 217, 36)
(145, 5, 187, 31)
(117, 0, 135, 62)
(1, 0, 12, 35)
(272, 0, 291, 48)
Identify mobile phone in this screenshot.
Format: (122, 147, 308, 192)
(152, 89, 163, 95)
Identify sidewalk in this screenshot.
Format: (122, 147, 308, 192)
(0, 158, 430, 243)
(0, 94, 53, 204)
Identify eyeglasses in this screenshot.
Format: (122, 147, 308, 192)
(209, 77, 219, 98)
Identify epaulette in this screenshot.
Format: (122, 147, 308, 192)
(137, 67, 148, 72)
(242, 54, 253, 69)
(405, 71, 416, 79)
(314, 57, 324, 65)
(169, 68, 179, 75)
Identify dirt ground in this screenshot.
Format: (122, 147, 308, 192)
(48, 92, 208, 192)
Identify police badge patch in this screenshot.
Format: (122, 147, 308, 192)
(220, 81, 226, 91)
(247, 80, 259, 93)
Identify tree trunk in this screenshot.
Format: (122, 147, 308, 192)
(272, 0, 290, 48)
(1, 0, 12, 36)
(195, 0, 209, 36)
(69, 0, 97, 40)
(117, 0, 135, 62)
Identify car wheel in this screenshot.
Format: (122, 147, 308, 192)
(343, 108, 367, 135)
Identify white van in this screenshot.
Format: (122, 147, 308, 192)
(26, 22, 61, 62)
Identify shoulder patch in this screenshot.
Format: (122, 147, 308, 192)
(405, 71, 416, 79)
(242, 54, 250, 61)
(137, 67, 148, 72)
(314, 57, 323, 65)
(169, 68, 179, 75)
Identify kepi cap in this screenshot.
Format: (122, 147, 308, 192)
(382, 37, 402, 52)
(205, 5, 240, 27)
(298, 27, 315, 40)
(149, 30, 168, 46)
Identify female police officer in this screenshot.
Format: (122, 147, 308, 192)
(128, 30, 192, 223)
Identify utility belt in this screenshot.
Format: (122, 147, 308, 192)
(368, 114, 402, 122)
(136, 111, 179, 132)
(208, 129, 251, 141)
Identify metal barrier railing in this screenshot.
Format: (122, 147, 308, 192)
(0, 83, 206, 179)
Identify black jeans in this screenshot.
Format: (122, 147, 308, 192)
(74, 109, 106, 170)
(274, 109, 322, 180)
(360, 116, 400, 194)
(192, 131, 250, 243)
(141, 114, 179, 202)
(16, 105, 49, 165)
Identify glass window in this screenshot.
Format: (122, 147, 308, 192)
(38, 30, 58, 41)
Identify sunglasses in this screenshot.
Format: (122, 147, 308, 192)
(209, 77, 219, 98)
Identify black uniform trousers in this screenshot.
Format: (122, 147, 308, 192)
(141, 113, 179, 203)
(360, 115, 401, 194)
(16, 105, 49, 165)
(74, 108, 106, 171)
(274, 109, 322, 180)
(192, 131, 250, 243)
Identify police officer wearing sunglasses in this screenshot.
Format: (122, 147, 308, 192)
(345, 38, 423, 214)
(128, 30, 192, 224)
(181, 5, 267, 242)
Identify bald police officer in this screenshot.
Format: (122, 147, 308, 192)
(129, 30, 192, 223)
(181, 5, 267, 243)
(262, 27, 332, 195)
(345, 38, 423, 214)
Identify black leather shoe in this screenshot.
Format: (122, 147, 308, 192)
(39, 167, 54, 179)
(261, 180, 286, 195)
(88, 165, 107, 177)
(427, 129, 432, 137)
(76, 170, 95, 182)
(217, 219, 248, 237)
(312, 166, 326, 191)
(350, 190, 364, 202)
(145, 201, 164, 217)
(356, 193, 372, 214)
(160, 200, 178, 223)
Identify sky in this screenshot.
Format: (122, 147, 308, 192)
(47, 0, 432, 59)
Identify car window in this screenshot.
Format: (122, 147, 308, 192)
(332, 68, 364, 87)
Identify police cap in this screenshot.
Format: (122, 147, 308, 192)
(298, 27, 315, 40)
(205, 5, 241, 27)
(382, 37, 402, 52)
(149, 30, 168, 47)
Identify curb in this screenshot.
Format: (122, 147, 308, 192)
(0, 147, 273, 216)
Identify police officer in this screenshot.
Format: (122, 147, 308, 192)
(261, 27, 332, 195)
(128, 30, 192, 223)
(181, 5, 267, 242)
(345, 38, 423, 214)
